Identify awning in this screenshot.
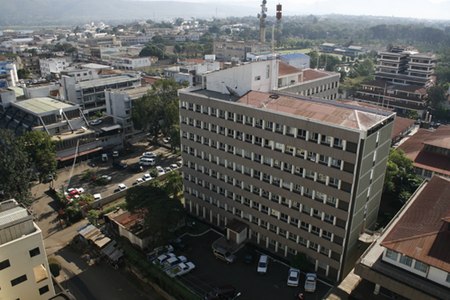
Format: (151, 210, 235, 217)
(57, 146, 103, 161)
(100, 124, 122, 132)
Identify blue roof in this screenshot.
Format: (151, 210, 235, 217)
(280, 53, 309, 60)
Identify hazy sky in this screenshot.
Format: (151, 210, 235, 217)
(145, 0, 450, 20)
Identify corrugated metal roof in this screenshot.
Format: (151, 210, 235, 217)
(381, 176, 450, 272)
(12, 97, 74, 116)
(78, 76, 139, 89)
(237, 91, 391, 131)
(0, 206, 29, 227)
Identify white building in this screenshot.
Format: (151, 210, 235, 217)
(39, 58, 68, 77)
(104, 56, 154, 70)
(0, 199, 56, 300)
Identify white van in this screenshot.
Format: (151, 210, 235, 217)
(140, 157, 156, 166)
(257, 255, 268, 274)
(212, 247, 236, 263)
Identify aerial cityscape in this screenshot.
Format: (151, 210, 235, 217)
(0, 0, 449, 300)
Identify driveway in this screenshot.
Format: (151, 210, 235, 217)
(177, 230, 333, 300)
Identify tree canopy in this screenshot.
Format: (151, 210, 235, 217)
(383, 149, 423, 204)
(126, 184, 185, 247)
(0, 129, 33, 203)
(20, 130, 57, 182)
(132, 79, 181, 144)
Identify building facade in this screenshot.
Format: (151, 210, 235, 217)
(179, 88, 395, 281)
(39, 58, 68, 77)
(354, 176, 450, 300)
(0, 199, 56, 300)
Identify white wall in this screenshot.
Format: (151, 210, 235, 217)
(428, 266, 450, 288)
(206, 60, 278, 97)
(0, 227, 55, 300)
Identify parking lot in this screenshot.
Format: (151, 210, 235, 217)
(65, 143, 180, 201)
(175, 230, 333, 300)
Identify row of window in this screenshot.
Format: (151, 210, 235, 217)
(9, 273, 49, 294)
(192, 201, 342, 263)
(181, 113, 356, 153)
(0, 247, 40, 271)
(183, 147, 352, 195)
(385, 249, 429, 273)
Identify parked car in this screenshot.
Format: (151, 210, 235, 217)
(153, 252, 176, 266)
(89, 119, 103, 126)
(163, 137, 171, 144)
(257, 255, 268, 274)
(140, 157, 156, 166)
(213, 247, 236, 263)
(93, 193, 102, 201)
(162, 255, 187, 270)
(204, 285, 241, 300)
(166, 261, 195, 278)
(134, 178, 144, 185)
(304, 273, 317, 292)
(143, 173, 153, 181)
(170, 163, 178, 170)
(287, 268, 300, 287)
(142, 151, 156, 158)
(156, 166, 165, 176)
(118, 183, 127, 191)
(164, 166, 172, 173)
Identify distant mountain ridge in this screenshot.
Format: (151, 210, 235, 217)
(0, 0, 255, 26)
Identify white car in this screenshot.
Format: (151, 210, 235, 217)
(166, 261, 195, 278)
(89, 119, 102, 126)
(153, 252, 176, 265)
(170, 163, 178, 170)
(162, 255, 187, 270)
(143, 173, 152, 181)
(287, 268, 300, 287)
(140, 157, 156, 166)
(156, 166, 165, 176)
(93, 193, 102, 201)
(76, 187, 85, 194)
(142, 151, 156, 158)
(118, 183, 127, 191)
(257, 255, 268, 274)
(304, 273, 317, 292)
(135, 178, 144, 184)
(165, 166, 172, 173)
(100, 175, 112, 182)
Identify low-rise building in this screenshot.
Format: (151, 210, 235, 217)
(39, 58, 68, 77)
(398, 125, 450, 179)
(354, 176, 450, 300)
(0, 199, 56, 300)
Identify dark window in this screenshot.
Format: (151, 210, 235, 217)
(39, 285, 49, 295)
(0, 259, 11, 270)
(11, 274, 27, 286)
(346, 142, 358, 153)
(29, 247, 40, 257)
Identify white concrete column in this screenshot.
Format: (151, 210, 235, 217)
(374, 284, 380, 295)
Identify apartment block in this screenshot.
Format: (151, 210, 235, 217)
(355, 47, 436, 115)
(179, 88, 395, 281)
(0, 199, 55, 300)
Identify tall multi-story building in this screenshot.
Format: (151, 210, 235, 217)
(179, 86, 395, 281)
(39, 58, 68, 77)
(355, 47, 436, 115)
(0, 199, 56, 300)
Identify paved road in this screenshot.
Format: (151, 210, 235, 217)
(28, 143, 177, 300)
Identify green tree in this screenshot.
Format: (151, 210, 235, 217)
(126, 185, 185, 247)
(164, 171, 183, 198)
(351, 59, 375, 78)
(20, 130, 57, 183)
(132, 79, 180, 142)
(0, 129, 32, 203)
(427, 86, 447, 109)
(17, 69, 30, 79)
(139, 44, 165, 59)
(383, 149, 422, 204)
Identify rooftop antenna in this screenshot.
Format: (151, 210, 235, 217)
(258, 0, 268, 43)
(276, 3, 282, 48)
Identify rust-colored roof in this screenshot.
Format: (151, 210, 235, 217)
(181, 58, 205, 64)
(237, 91, 391, 130)
(302, 69, 333, 82)
(278, 61, 301, 76)
(113, 210, 145, 230)
(141, 76, 160, 85)
(391, 117, 415, 140)
(381, 176, 450, 272)
(398, 126, 450, 176)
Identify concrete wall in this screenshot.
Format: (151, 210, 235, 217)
(0, 227, 55, 300)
